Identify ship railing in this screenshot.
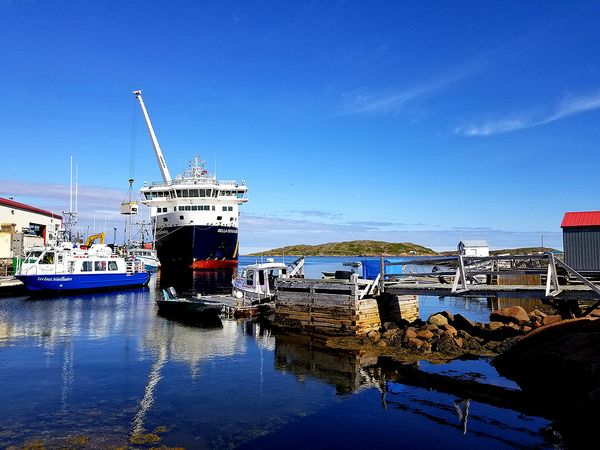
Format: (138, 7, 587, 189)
(145, 178, 242, 188)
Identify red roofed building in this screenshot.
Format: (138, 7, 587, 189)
(561, 211, 600, 272)
(0, 197, 62, 259)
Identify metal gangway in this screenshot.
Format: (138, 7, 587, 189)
(377, 254, 600, 317)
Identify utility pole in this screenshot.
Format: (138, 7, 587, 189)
(541, 235, 545, 253)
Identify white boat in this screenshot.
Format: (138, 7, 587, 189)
(231, 257, 304, 308)
(15, 241, 150, 293)
(127, 247, 161, 272)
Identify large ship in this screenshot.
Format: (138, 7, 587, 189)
(133, 90, 248, 269)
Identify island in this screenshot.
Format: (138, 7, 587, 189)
(246, 240, 438, 257)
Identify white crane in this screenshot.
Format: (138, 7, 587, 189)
(132, 90, 172, 183)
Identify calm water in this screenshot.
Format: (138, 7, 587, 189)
(0, 257, 559, 449)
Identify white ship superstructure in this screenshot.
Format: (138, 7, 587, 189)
(133, 90, 248, 269)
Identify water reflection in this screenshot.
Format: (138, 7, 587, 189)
(158, 268, 234, 296)
(270, 331, 554, 449)
(0, 268, 559, 449)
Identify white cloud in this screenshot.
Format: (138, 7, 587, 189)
(340, 63, 480, 115)
(456, 90, 600, 136)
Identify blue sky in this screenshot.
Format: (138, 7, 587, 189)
(1, 0, 599, 253)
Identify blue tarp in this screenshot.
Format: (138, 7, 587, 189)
(361, 259, 404, 280)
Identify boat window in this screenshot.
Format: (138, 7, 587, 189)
(175, 190, 182, 198)
(57, 254, 63, 264)
(230, 217, 234, 221)
(40, 252, 55, 265)
(212, 206, 215, 211)
(144, 192, 151, 200)
(217, 216, 222, 221)
(222, 206, 227, 211)
(185, 206, 191, 211)
(163, 217, 168, 222)
(192, 205, 197, 211)
(198, 189, 205, 197)
(189, 189, 198, 197)
(205, 205, 210, 211)
(108, 261, 118, 271)
(68, 261, 75, 273)
(178, 206, 184, 211)
(259, 270, 265, 285)
(94, 261, 107, 271)
(25, 251, 42, 263)
(228, 206, 233, 211)
(205, 189, 212, 197)
(246, 270, 254, 286)
(236, 191, 244, 198)
(182, 189, 189, 198)
(212, 190, 218, 198)
(81, 261, 93, 272)
(180, 215, 184, 220)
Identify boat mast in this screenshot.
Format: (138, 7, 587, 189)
(132, 90, 172, 183)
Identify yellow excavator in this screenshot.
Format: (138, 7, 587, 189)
(84, 232, 105, 247)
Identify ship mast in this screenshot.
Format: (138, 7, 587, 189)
(132, 90, 172, 183)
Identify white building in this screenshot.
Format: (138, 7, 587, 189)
(457, 240, 489, 257)
(0, 197, 62, 259)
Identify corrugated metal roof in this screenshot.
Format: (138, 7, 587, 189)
(459, 240, 489, 247)
(0, 197, 62, 220)
(561, 211, 600, 228)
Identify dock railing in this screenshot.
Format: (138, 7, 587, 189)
(378, 254, 600, 314)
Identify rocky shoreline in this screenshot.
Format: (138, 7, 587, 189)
(323, 303, 575, 364)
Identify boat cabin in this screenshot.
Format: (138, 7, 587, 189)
(235, 261, 288, 299)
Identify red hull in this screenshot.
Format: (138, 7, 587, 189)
(191, 259, 239, 269)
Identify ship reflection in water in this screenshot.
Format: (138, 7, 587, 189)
(0, 274, 559, 449)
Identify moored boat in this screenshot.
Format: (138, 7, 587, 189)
(127, 246, 161, 272)
(157, 287, 223, 325)
(15, 241, 150, 292)
(231, 257, 304, 316)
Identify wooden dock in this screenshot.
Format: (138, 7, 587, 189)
(274, 277, 418, 335)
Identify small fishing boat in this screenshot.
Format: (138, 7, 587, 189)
(231, 257, 304, 313)
(15, 239, 150, 293)
(126, 246, 161, 272)
(157, 287, 223, 325)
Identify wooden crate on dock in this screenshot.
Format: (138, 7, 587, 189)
(274, 279, 418, 335)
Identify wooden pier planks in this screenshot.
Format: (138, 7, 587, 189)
(274, 279, 418, 335)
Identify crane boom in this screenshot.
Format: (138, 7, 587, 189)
(132, 90, 172, 183)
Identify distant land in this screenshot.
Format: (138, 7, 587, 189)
(246, 240, 438, 257)
(439, 247, 562, 256)
(247, 242, 563, 257)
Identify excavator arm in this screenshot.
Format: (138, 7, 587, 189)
(85, 232, 105, 247)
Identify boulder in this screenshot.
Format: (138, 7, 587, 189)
(441, 323, 458, 336)
(490, 306, 530, 325)
(404, 328, 418, 340)
(488, 321, 504, 331)
(417, 329, 434, 340)
(454, 337, 464, 348)
(542, 315, 562, 326)
(439, 310, 455, 322)
(425, 324, 439, 331)
(367, 330, 381, 342)
(428, 313, 449, 327)
(406, 337, 424, 350)
(531, 309, 547, 318)
(453, 314, 476, 332)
